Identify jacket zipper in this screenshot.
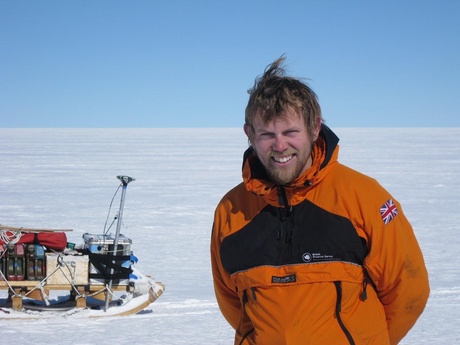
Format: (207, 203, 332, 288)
(241, 287, 257, 304)
(361, 274, 369, 301)
(334, 281, 356, 345)
(239, 289, 255, 345)
(278, 187, 294, 259)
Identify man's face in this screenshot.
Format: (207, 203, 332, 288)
(245, 108, 320, 185)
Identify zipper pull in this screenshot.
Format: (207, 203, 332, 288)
(242, 290, 248, 305)
(251, 287, 257, 301)
(285, 228, 293, 244)
(361, 277, 368, 301)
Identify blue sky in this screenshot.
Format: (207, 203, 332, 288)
(1, 1, 459, 128)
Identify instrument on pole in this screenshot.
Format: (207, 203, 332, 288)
(104, 175, 135, 312)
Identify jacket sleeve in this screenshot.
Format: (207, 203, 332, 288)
(211, 226, 241, 329)
(363, 195, 430, 345)
(210, 201, 250, 334)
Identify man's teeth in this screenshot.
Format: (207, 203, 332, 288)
(273, 155, 293, 163)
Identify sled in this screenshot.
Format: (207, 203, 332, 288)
(0, 176, 165, 319)
(0, 272, 164, 319)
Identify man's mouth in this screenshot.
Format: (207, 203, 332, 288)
(272, 155, 294, 164)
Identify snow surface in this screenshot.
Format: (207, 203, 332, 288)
(0, 128, 458, 344)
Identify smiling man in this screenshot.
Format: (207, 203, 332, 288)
(210, 57, 429, 345)
(244, 106, 320, 185)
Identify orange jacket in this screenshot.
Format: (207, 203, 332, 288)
(211, 125, 429, 345)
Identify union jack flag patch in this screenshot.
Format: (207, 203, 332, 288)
(380, 199, 398, 224)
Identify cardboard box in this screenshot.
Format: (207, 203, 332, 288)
(45, 253, 89, 285)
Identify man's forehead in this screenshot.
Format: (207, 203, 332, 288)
(254, 107, 305, 127)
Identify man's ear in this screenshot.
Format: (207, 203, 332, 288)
(312, 118, 322, 141)
(244, 123, 253, 144)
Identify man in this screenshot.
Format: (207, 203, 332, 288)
(210, 57, 429, 345)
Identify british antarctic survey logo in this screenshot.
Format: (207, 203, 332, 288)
(302, 252, 337, 262)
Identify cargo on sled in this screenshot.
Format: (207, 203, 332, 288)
(0, 176, 165, 319)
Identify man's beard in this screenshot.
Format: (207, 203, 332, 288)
(263, 155, 306, 185)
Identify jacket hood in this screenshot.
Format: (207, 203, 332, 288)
(242, 123, 340, 204)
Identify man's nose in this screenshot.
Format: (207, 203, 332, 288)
(272, 134, 288, 152)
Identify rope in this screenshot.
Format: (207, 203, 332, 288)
(0, 229, 23, 245)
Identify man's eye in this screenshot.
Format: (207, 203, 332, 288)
(258, 133, 274, 139)
(285, 130, 299, 137)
